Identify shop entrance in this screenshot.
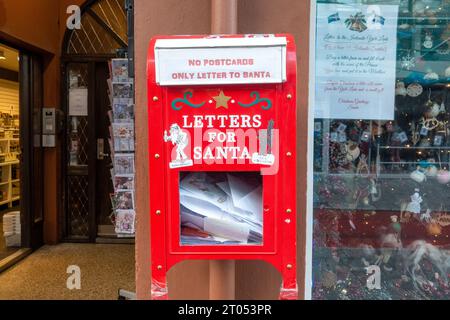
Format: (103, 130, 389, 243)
(0, 42, 44, 267)
(61, 0, 131, 242)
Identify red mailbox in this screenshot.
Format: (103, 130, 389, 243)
(147, 34, 297, 300)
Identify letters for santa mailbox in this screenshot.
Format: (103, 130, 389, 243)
(147, 34, 297, 300)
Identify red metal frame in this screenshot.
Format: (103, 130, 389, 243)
(147, 34, 298, 300)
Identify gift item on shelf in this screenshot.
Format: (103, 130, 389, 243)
(2, 211, 21, 247)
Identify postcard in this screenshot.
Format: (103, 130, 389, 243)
(112, 83, 133, 99)
(114, 175, 135, 192)
(111, 59, 130, 83)
(114, 153, 135, 175)
(112, 103, 134, 123)
(112, 123, 135, 152)
(115, 210, 136, 234)
(115, 191, 135, 210)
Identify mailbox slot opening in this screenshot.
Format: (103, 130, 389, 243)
(179, 171, 263, 246)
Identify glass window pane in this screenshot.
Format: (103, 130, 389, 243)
(312, 0, 450, 300)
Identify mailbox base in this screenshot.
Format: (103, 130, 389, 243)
(151, 259, 298, 300)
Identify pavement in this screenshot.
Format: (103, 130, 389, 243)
(0, 243, 135, 300)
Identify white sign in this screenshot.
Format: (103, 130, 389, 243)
(154, 37, 287, 86)
(315, 4, 399, 120)
(69, 88, 88, 116)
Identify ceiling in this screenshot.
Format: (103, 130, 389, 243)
(0, 44, 19, 72)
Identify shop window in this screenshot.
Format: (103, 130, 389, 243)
(179, 172, 263, 246)
(0, 44, 21, 260)
(312, 0, 450, 299)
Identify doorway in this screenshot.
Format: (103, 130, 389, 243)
(63, 61, 114, 241)
(61, 0, 130, 242)
(0, 42, 44, 268)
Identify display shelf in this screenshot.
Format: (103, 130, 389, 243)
(0, 136, 20, 207)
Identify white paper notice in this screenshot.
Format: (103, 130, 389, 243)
(315, 4, 399, 120)
(69, 88, 88, 116)
(154, 38, 287, 86)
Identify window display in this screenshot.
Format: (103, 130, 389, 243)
(313, 0, 450, 300)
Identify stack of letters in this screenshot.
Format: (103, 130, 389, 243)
(179, 172, 263, 245)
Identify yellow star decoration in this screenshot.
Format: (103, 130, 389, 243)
(213, 91, 232, 109)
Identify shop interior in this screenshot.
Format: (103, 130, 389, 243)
(0, 43, 21, 262)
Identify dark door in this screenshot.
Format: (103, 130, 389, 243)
(64, 61, 113, 241)
(94, 62, 114, 236)
(19, 53, 44, 249)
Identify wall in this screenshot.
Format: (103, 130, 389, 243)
(0, 0, 59, 54)
(134, 0, 212, 300)
(135, 0, 311, 299)
(237, 0, 311, 300)
(0, 0, 62, 244)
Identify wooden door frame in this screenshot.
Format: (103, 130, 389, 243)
(60, 55, 114, 242)
(20, 52, 45, 249)
(0, 37, 45, 251)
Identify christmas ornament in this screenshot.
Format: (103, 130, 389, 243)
(390, 215, 402, 233)
(395, 81, 407, 96)
(436, 169, 450, 184)
(423, 33, 433, 49)
(423, 70, 439, 81)
(401, 53, 416, 71)
(436, 45, 450, 55)
(420, 209, 432, 223)
(441, 25, 450, 42)
(413, 1, 426, 15)
(435, 212, 450, 227)
(345, 12, 367, 33)
(445, 66, 450, 78)
(405, 189, 423, 214)
(407, 83, 423, 97)
(369, 179, 381, 202)
(410, 168, 427, 183)
(420, 117, 441, 131)
(426, 10, 438, 25)
(345, 142, 360, 161)
(426, 222, 442, 236)
(426, 165, 438, 177)
(424, 90, 442, 118)
(356, 154, 370, 177)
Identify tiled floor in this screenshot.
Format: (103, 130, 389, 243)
(0, 243, 135, 300)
